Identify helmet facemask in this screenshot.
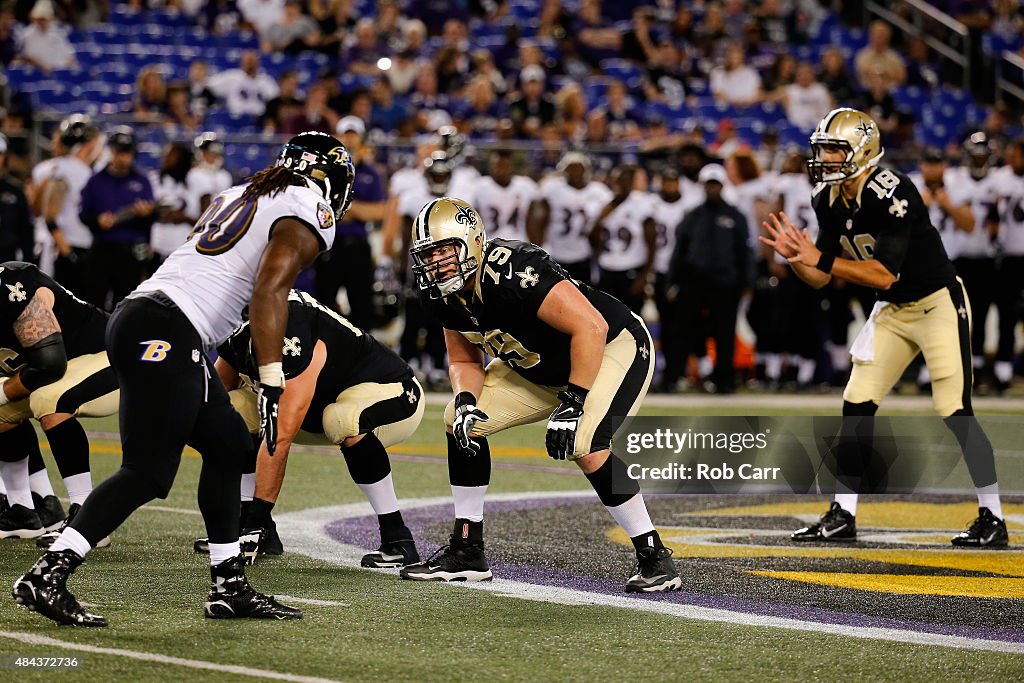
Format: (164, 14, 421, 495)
(410, 237, 478, 299)
(807, 109, 884, 185)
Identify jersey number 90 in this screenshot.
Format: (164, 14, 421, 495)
(189, 196, 259, 255)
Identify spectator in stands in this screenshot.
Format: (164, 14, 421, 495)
(261, 0, 320, 54)
(237, 0, 284, 36)
(343, 17, 386, 77)
(669, 6, 695, 44)
(538, 0, 573, 40)
(398, 18, 428, 60)
(777, 61, 833, 131)
(187, 60, 218, 119)
(453, 74, 503, 138)
(710, 41, 762, 108)
(441, 17, 470, 54)
(16, 0, 76, 72)
(862, 74, 898, 135)
(575, 0, 619, 66)
(762, 53, 797, 93)
(374, 0, 403, 49)
(201, 0, 244, 35)
(314, 115, 385, 328)
(409, 69, 450, 132)
(818, 47, 857, 106)
(757, 0, 791, 45)
(721, 0, 748, 41)
(620, 6, 658, 64)
(554, 81, 587, 142)
(598, 79, 642, 141)
(386, 48, 421, 95)
(642, 41, 688, 108)
(905, 37, 942, 91)
(470, 49, 507, 97)
(507, 65, 555, 139)
(435, 44, 470, 95)
(553, 34, 591, 83)
(164, 83, 201, 131)
(854, 20, 906, 91)
(260, 68, 303, 133)
(207, 49, 279, 117)
(694, 2, 727, 58)
(0, 5, 19, 66)
(742, 22, 778, 75)
(281, 82, 338, 135)
(79, 127, 155, 311)
(133, 66, 167, 117)
(310, 0, 356, 56)
(349, 89, 373, 123)
(0, 134, 34, 263)
(369, 76, 409, 134)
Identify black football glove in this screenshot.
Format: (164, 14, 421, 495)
(452, 391, 488, 455)
(545, 387, 587, 460)
(257, 384, 284, 456)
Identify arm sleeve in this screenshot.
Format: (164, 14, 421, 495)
(20, 333, 68, 391)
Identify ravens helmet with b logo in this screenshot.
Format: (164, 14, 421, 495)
(276, 131, 356, 219)
(808, 108, 884, 185)
(409, 197, 486, 299)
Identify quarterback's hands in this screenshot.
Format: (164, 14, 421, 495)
(545, 387, 587, 460)
(784, 223, 822, 267)
(452, 391, 488, 455)
(759, 212, 800, 259)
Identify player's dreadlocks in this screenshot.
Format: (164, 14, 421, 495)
(241, 165, 304, 201)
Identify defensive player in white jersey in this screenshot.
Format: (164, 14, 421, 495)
(13, 131, 355, 627)
(187, 132, 233, 214)
(594, 166, 656, 314)
(534, 152, 613, 285)
(949, 133, 1000, 383)
(990, 138, 1024, 390)
(648, 168, 697, 391)
(466, 149, 540, 243)
(149, 142, 198, 268)
(36, 115, 104, 292)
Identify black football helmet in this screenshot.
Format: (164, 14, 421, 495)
(963, 131, 994, 180)
(58, 114, 99, 150)
(434, 125, 466, 164)
(194, 131, 225, 157)
(276, 131, 356, 219)
(424, 151, 453, 196)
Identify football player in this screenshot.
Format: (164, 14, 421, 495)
(399, 197, 681, 593)
(593, 166, 656, 314)
(0, 262, 118, 542)
(989, 138, 1024, 391)
(534, 152, 614, 285)
(188, 132, 233, 214)
(196, 289, 424, 567)
(760, 108, 1008, 547)
(465, 149, 540, 243)
(13, 131, 355, 626)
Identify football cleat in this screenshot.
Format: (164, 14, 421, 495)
(37, 504, 111, 550)
(625, 546, 682, 593)
(204, 555, 302, 620)
(12, 549, 107, 626)
(952, 507, 1009, 548)
(0, 503, 45, 539)
(400, 539, 492, 582)
(792, 502, 857, 542)
(32, 493, 66, 532)
(361, 538, 420, 568)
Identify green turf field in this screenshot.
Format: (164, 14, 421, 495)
(2, 398, 1023, 682)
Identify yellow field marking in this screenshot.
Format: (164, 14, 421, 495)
(750, 572, 1024, 599)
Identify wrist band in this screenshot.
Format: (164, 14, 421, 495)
(258, 362, 284, 387)
(455, 391, 476, 408)
(566, 382, 590, 401)
(815, 253, 835, 274)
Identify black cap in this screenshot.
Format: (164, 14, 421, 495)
(108, 126, 136, 153)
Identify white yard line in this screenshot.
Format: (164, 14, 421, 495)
(0, 631, 345, 683)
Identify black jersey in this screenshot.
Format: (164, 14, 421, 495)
(812, 167, 956, 303)
(217, 289, 411, 433)
(433, 239, 635, 387)
(0, 261, 108, 376)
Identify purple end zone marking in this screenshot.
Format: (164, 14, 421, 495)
(324, 497, 1024, 645)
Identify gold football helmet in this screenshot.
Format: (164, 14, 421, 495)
(808, 108, 884, 184)
(410, 197, 486, 299)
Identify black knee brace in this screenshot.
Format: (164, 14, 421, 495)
(447, 432, 491, 487)
(585, 454, 640, 508)
(341, 433, 392, 485)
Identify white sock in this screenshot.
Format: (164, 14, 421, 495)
(451, 485, 487, 522)
(797, 358, 816, 385)
(240, 473, 255, 502)
(48, 527, 92, 558)
(358, 473, 400, 515)
(995, 361, 1013, 383)
(918, 365, 931, 385)
(63, 472, 92, 505)
(765, 354, 782, 380)
(0, 474, 5, 494)
(698, 355, 713, 379)
(209, 541, 241, 565)
(0, 457, 32, 508)
(29, 470, 55, 498)
(834, 493, 858, 516)
(607, 493, 655, 537)
(977, 483, 1003, 520)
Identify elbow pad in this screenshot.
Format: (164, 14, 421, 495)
(20, 333, 68, 391)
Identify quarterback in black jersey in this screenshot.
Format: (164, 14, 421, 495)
(207, 289, 423, 566)
(0, 262, 118, 541)
(761, 108, 1007, 547)
(399, 197, 680, 593)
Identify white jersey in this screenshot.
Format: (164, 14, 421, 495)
(989, 165, 1024, 256)
(649, 191, 697, 274)
(136, 183, 336, 349)
(909, 169, 974, 260)
(389, 167, 425, 200)
(774, 172, 818, 265)
(597, 191, 652, 272)
(187, 165, 233, 205)
(539, 177, 613, 264)
(48, 155, 94, 249)
(731, 176, 773, 248)
(450, 165, 481, 199)
(149, 171, 198, 258)
(30, 158, 60, 275)
(467, 175, 538, 242)
(947, 166, 998, 259)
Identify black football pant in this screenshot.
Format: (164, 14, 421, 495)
(955, 257, 996, 361)
(994, 255, 1024, 364)
(677, 282, 740, 391)
(654, 273, 684, 386)
(70, 293, 247, 547)
(88, 241, 150, 312)
(598, 267, 644, 314)
(315, 237, 374, 330)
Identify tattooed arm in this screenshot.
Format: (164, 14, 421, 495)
(1, 288, 67, 404)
